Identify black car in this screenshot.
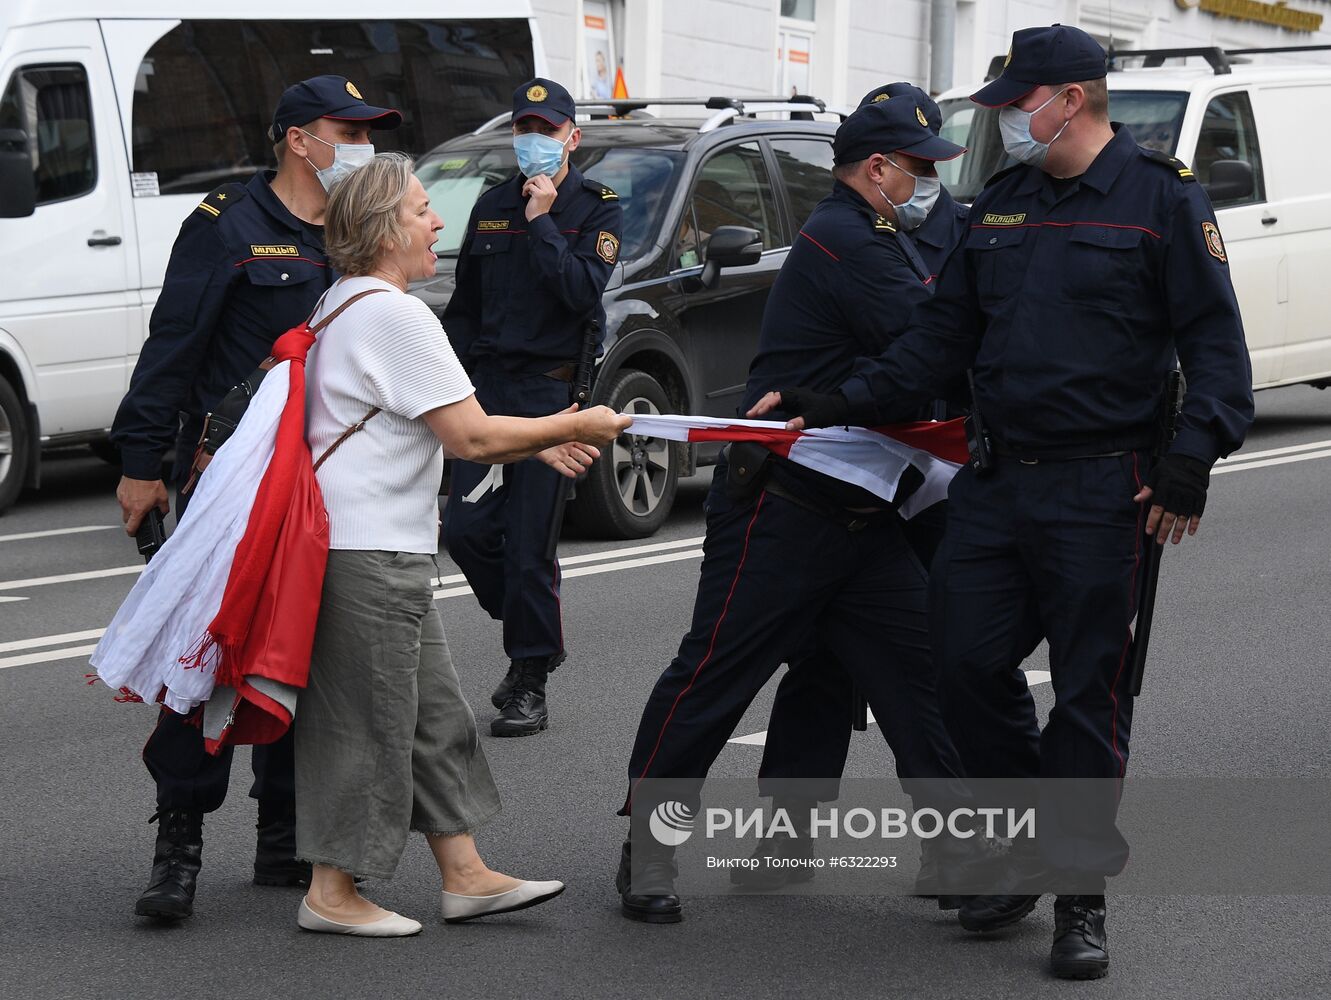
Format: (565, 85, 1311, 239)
(411, 97, 845, 539)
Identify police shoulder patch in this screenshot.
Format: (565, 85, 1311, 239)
(873, 214, 897, 234)
(1140, 147, 1195, 183)
(596, 230, 620, 264)
(1202, 220, 1227, 263)
(195, 182, 248, 221)
(600, 185, 618, 201)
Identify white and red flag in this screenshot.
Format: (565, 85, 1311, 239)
(624, 414, 969, 518)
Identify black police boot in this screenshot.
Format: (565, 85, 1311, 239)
(490, 658, 550, 737)
(914, 837, 963, 909)
(1050, 894, 1110, 980)
(616, 840, 682, 924)
(957, 846, 1044, 932)
(491, 650, 565, 710)
(134, 809, 203, 921)
(253, 799, 312, 887)
(729, 830, 816, 890)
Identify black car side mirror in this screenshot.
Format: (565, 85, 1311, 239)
(0, 129, 35, 218)
(699, 225, 762, 289)
(1203, 159, 1254, 204)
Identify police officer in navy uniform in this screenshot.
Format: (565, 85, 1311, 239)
(616, 97, 972, 924)
(442, 78, 622, 737)
(110, 75, 400, 921)
(736, 84, 972, 894)
(753, 25, 1254, 978)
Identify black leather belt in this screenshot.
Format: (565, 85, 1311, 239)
(763, 477, 891, 532)
(994, 444, 1147, 464)
(542, 363, 576, 382)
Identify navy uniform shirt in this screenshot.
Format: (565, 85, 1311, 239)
(444, 163, 623, 372)
(111, 171, 333, 479)
(744, 181, 936, 508)
(841, 125, 1254, 464)
(911, 185, 969, 281)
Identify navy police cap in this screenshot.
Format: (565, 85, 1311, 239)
(833, 95, 965, 165)
(513, 78, 576, 126)
(270, 75, 401, 142)
(857, 82, 943, 134)
(971, 24, 1107, 108)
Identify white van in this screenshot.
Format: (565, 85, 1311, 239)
(0, 1, 544, 512)
(936, 47, 1331, 395)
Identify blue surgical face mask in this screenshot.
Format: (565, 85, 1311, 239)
(879, 156, 941, 231)
(998, 88, 1070, 168)
(513, 130, 571, 178)
(300, 129, 374, 191)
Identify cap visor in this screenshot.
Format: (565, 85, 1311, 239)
(898, 133, 967, 162)
(323, 104, 403, 129)
(514, 108, 572, 126)
(969, 76, 1037, 109)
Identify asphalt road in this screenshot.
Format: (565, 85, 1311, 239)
(2, 386, 1330, 1000)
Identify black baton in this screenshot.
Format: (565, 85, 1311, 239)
(543, 319, 601, 561)
(1128, 368, 1185, 697)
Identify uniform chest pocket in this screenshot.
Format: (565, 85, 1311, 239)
(469, 231, 514, 256)
(1061, 226, 1148, 310)
(241, 256, 325, 288)
(966, 226, 1030, 303)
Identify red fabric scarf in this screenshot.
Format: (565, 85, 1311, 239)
(183, 324, 318, 691)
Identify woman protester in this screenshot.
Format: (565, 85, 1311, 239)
(295, 152, 629, 937)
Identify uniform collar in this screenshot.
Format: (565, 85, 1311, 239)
(495, 162, 586, 215)
(248, 170, 317, 239)
(912, 186, 959, 249)
(1015, 123, 1136, 199)
(831, 180, 883, 219)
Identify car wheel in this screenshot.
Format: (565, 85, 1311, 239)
(0, 377, 31, 514)
(568, 368, 679, 539)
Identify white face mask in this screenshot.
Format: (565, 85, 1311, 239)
(878, 155, 941, 231)
(998, 87, 1070, 168)
(300, 129, 375, 191)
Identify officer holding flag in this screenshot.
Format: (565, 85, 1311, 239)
(752, 24, 1254, 979)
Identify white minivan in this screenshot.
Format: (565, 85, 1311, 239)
(936, 47, 1331, 395)
(0, 1, 544, 512)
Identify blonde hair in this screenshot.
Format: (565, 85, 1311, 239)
(324, 151, 415, 276)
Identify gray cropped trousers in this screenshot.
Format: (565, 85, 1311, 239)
(295, 549, 502, 879)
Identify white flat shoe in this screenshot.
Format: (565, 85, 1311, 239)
(441, 879, 566, 923)
(297, 897, 422, 937)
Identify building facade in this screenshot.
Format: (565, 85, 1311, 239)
(533, 0, 1331, 106)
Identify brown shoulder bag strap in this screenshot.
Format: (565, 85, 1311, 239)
(309, 286, 392, 472)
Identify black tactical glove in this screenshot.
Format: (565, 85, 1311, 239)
(777, 387, 851, 429)
(1145, 453, 1210, 519)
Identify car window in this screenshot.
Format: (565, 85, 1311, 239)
(415, 144, 684, 260)
(770, 136, 834, 233)
(0, 64, 96, 205)
(128, 19, 535, 195)
(675, 141, 779, 268)
(1194, 91, 1265, 208)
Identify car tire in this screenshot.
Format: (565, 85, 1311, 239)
(568, 368, 680, 539)
(0, 377, 31, 514)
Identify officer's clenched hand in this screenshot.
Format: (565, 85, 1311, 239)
(1133, 453, 1210, 545)
(117, 476, 170, 536)
(745, 387, 850, 431)
(537, 441, 600, 478)
(523, 174, 559, 221)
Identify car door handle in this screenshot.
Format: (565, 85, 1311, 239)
(1261, 215, 1278, 226)
(87, 235, 122, 246)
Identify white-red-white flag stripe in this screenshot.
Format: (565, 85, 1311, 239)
(624, 414, 969, 519)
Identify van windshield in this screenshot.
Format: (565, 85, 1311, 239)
(937, 90, 1189, 202)
(416, 145, 684, 261)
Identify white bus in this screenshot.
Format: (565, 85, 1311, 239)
(0, 1, 545, 511)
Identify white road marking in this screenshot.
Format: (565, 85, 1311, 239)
(0, 628, 107, 654)
(0, 644, 100, 670)
(0, 596, 27, 603)
(0, 525, 116, 543)
(1212, 447, 1331, 475)
(432, 547, 705, 600)
(0, 564, 142, 592)
(726, 670, 1053, 747)
(1214, 437, 1331, 467)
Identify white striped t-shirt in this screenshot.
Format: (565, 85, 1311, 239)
(305, 276, 474, 553)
